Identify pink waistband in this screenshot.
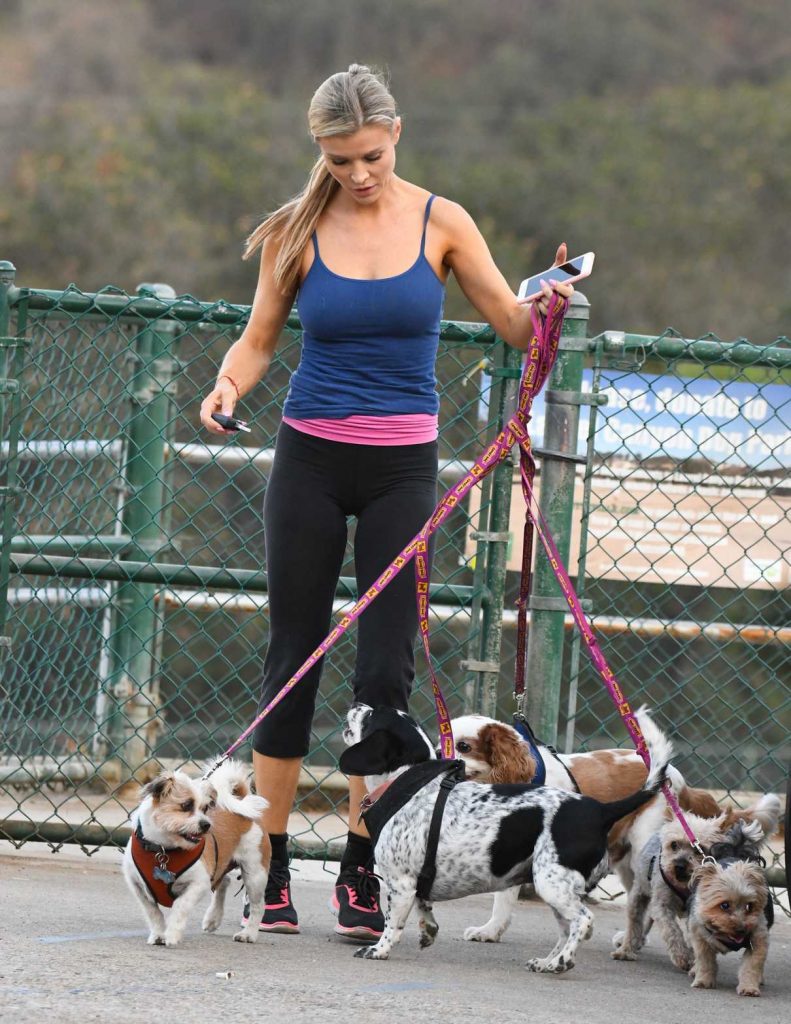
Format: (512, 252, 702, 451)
(282, 414, 438, 446)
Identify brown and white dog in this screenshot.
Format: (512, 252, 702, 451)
(123, 759, 270, 946)
(449, 714, 720, 943)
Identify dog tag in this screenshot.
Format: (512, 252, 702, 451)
(153, 865, 176, 884)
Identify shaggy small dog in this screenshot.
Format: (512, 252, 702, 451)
(449, 714, 719, 943)
(612, 812, 727, 967)
(612, 795, 780, 972)
(688, 837, 771, 997)
(123, 760, 270, 946)
(340, 702, 672, 974)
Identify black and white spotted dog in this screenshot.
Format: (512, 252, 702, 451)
(340, 703, 672, 974)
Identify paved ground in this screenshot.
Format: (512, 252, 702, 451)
(2, 842, 789, 1024)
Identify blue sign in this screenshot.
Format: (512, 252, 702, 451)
(480, 368, 791, 470)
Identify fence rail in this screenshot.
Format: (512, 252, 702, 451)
(0, 260, 787, 894)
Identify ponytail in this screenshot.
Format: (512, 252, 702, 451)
(243, 64, 397, 295)
(243, 156, 338, 294)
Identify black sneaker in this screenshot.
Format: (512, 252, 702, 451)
(241, 861, 300, 934)
(330, 863, 384, 941)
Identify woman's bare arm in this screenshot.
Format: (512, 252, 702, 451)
(200, 235, 296, 434)
(435, 199, 572, 351)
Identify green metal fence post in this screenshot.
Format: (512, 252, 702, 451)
(523, 292, 590, 744)
(0, 261, 23, 653)
(105, 283, 178, 778)
(472, 343, 522, 716)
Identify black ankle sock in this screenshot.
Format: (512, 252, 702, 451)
(269, 832, 289, 867)
(341, 830, 374, 870)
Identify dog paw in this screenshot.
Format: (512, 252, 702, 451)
(526, 956, 573, 974)
(147, 933, 166, 946)
(691, 976, 715, 990)
(611, 947, 638, 961)
(418, 932, 436, 949)
(163, 934, 183, 947)
(463, 926, 501, 943)
(202, 915, 221, 933)
(611, 930, 625, 949)
(736, 984, 761, 997)
(354, 945, 388, 960)
(232, 929, 258, 943)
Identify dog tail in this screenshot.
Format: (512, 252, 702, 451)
(598, 707, 673, 830)
(720, 793, 782, 840)
(636, 706, 673, 792)
(202, 759, 269, 820)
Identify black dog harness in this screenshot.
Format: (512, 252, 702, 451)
(361, 760, 467, 901)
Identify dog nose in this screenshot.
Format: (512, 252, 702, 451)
(199, 818, 211, 833)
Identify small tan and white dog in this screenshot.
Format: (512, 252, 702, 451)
(448, 714, 720, 943)
(123, 760, 270, 947)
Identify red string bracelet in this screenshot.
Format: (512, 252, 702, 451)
(217, 374, 240, 399)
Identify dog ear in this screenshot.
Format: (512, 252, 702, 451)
(144, 772, 175, 801)
(479, 723, 537, 784)
(339, 707, 431, 776)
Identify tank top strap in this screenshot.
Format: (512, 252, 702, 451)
(419, 194, 436, 257)
(311, 230, 320, 258)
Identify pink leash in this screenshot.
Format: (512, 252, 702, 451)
(202, 300, 562, 779)
(204, 296, 705, 851)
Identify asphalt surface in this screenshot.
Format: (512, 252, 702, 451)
(1, 843, 789, 1024)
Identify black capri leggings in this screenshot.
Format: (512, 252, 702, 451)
(252, 422, 438, 758)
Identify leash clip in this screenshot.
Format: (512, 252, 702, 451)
(201, 753, 230, 781)
(696, 841, 716, 867)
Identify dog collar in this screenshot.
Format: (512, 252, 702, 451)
(656, 855, 691, 908)
(704, 925, 752, 952)
(511, 714, 548, 788)
(133, 821, 196, 855)
(359, 778, 395, 818)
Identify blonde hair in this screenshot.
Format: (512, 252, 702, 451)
(243, 64, 398, 293)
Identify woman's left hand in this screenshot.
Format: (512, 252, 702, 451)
(530, 243, 576, 317)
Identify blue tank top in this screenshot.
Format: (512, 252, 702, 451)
(285, 195, 445, 420)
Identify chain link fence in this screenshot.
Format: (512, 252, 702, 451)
(0, 264, 518, 858)
(1, 263, 788, 893)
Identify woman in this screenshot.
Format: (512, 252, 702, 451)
(200, 64, 573, 941)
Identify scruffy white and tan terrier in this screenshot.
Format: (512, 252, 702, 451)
(123, 760, 270, 947)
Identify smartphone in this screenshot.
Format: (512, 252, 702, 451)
(518, 251, 595, 303)
(211, 412, 251, 433)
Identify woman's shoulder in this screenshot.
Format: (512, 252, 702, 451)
(427, 194, 474, 224)
(423, 194, 480, 249)
(397, 182, 469, 223)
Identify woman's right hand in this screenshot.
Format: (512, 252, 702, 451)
(200, 378, 238, 434)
